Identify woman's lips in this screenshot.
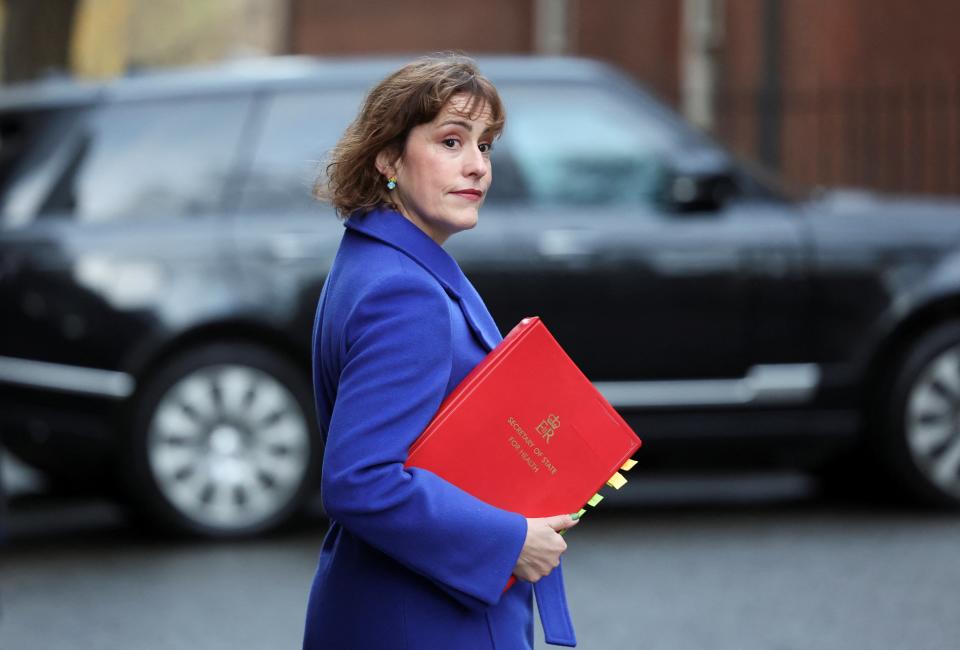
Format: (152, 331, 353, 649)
(451, 189, 483, 201)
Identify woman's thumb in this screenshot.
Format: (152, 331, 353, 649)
(545, 513, 579, 532)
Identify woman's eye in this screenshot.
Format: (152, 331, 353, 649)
(442, 138, 459, 148)
(479, 143, 492, 153)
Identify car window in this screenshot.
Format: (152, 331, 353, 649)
(238, 88, 364, 213)
(496, 84, 684, 206)
(39, 95, 251, 222)
(0, 108, 83, 228)
(482, 145, 529, 205)
(0, 111, 44, 210)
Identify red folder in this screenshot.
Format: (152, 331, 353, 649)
(406, 315, 642, 529)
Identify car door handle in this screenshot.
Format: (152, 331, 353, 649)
(537, 230, 597, 259)
(742, 250, 795, 278)
(267, 233, 312, 261)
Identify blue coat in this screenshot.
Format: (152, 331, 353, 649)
(303, 208, 575, 649)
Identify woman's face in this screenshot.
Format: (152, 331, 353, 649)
(380, 94, 495, 245)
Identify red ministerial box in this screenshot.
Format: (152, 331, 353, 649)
(406, 317, 642, 517)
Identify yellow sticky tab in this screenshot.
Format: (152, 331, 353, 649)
(587, 493, 604, 507)
(606, 472, 627, 489)
(620, 458, 638, 471)
(576, 508, 587, 518)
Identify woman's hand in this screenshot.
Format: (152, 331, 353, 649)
(512, 514, 579, 583)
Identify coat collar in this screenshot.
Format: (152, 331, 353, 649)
(345, 206, 501, 351)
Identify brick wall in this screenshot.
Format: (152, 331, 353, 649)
(289, 0, 960, 196)
(289, 0, 534, 55)
(719, 0, 960, 195)
(573, 0, 681, 106)
(288, 0, 682, 105)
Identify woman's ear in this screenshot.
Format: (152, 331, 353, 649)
(375, 149, 399, 179)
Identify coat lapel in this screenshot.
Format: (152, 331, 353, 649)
(455, 278, 502, 352)
(345, 207, 502, 352)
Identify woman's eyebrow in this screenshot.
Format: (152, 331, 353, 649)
(436, 119, 476, 131)
(436, 119, 496, 140)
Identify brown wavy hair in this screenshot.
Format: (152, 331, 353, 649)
(315, 54, 505, 218)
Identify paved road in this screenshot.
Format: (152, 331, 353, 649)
(2, 464, 960, 650)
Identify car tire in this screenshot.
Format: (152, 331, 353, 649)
(880, 321, 960, 508)
(122, 342, 320, 537)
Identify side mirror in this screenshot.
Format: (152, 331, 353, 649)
(659, 150, 739, 213)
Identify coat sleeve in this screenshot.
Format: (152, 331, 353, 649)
(319, 270, 528, 609)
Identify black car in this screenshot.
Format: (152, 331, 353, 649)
(3, 56, 960, 536)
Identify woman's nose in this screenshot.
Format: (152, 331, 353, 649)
(463, 146, 488, 178)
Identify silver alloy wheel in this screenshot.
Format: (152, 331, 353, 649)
(146, 363, 311, 531)
(906, 345, 960, 499)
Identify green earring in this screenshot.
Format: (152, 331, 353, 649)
(387, 176, 397, 190)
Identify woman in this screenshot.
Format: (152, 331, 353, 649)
(303, 55, 578, 649)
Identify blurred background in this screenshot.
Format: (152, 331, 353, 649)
(3, 1, 960, 649)
(3, 0, 959, 195)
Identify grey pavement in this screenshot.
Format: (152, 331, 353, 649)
(2, 465, 960, 650)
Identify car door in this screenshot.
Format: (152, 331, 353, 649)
(0, 93, 253, 376)
(458, 81, 811, 418)
(227, 85, 365, 352)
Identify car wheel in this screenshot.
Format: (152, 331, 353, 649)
(882, 321, 960, 508)
(124, 343, 319, 536)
